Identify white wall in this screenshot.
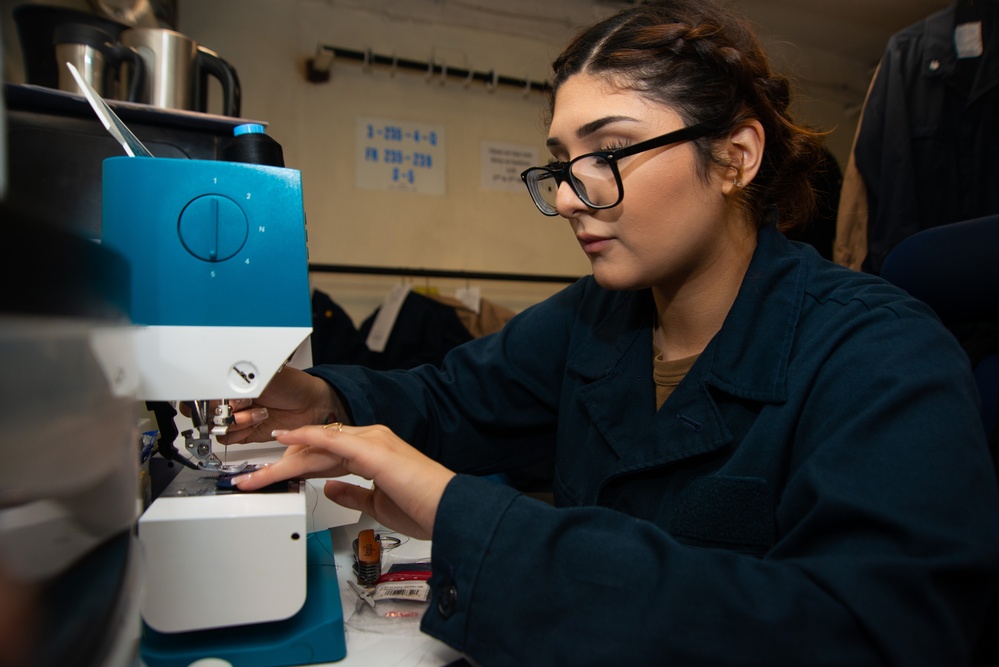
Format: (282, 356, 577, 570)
(3, 0, 874, 322)
(182, 0, 596, 320)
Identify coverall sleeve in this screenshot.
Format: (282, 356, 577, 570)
(418, 302, 999, 666)
(307, 278, 586, 475)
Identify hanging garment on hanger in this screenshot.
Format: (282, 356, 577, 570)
(431, 293, 516, 338)
(785, 146, 841, 260)
(311, 288, 367, 365)
(833, 92, 873, 271)
(356, 290, 473, 370)
(841, 1, 999, 274)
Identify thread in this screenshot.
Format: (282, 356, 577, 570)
(220, 122, 284, 167)
(352, 528, 381, 586)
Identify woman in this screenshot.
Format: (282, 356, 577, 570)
(226, 1, 999, 664)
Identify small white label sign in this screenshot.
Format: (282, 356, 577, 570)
(481, 141, 539, 192)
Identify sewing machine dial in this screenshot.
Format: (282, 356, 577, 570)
(177, 194, 249, 262)
(228, 361, 259, 393)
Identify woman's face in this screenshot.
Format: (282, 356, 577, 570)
(547, 73, 744, 292)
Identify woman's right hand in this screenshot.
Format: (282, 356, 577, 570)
(233, 423, 455, 540)
(221, 366, 342, 445)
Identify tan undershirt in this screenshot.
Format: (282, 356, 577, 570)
(653, 344, 699, 409)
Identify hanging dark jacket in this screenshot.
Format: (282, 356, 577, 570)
(355, 290, 473, 370)
(853, 1, 999, 274)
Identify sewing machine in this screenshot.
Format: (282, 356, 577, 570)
(99, 154, 345, 665)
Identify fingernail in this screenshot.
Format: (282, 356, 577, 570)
(231, 473, 251, 486)
(250, 407, 269, 423)
(271, 429, 289, 438)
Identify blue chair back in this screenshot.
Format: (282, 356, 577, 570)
(880, 214, 999, 450)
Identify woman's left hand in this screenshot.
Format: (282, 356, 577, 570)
(232, 423, 455, 540)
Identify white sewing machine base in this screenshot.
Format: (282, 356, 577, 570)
(138, 467, 308, 633)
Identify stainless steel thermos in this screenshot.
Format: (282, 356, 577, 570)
(53, 23, 145, 102)
(14, 5, 241, 117)
(119, 28, 241, 117)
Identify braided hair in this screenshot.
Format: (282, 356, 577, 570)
(548, 0, 826, 230)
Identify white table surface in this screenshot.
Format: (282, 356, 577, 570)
(177, 440, 465, 667)
(313, 514, 465, 667)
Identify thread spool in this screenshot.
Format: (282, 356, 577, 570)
(353, 528, 381, 586)
(220, 123, 284, 167)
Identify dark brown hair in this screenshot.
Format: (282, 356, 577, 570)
(548, 0, 826, 230)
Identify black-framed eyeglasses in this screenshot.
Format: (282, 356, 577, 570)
(520, 124, 713, 216)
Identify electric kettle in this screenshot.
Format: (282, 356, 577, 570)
(119, 28, 241, 117)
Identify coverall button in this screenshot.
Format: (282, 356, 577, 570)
(438, 583, 458, 618)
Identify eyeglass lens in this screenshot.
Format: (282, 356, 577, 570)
(528, 155, 619, 214)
